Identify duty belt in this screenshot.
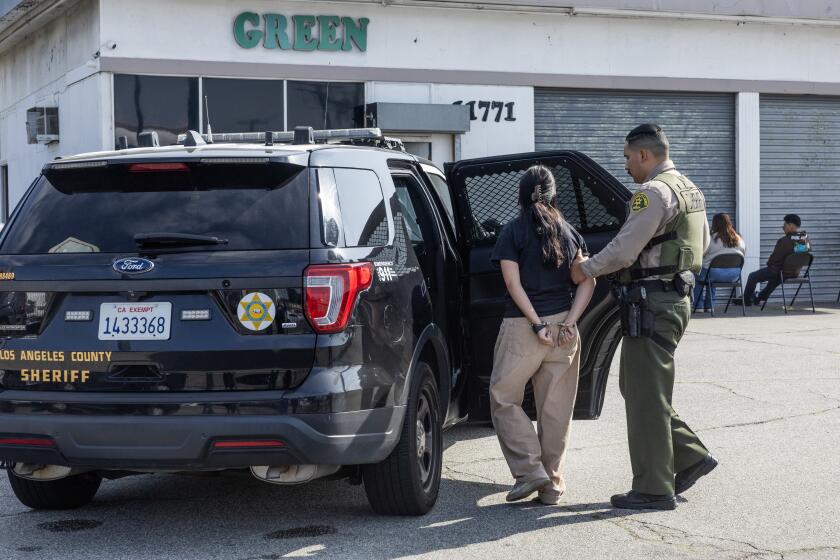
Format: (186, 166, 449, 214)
(628, 279, 675, 293)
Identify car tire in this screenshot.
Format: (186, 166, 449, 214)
(7, 469, 102, 510)
(362, 361, 442, 516)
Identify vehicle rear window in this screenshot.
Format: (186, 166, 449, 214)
(0, 163, 310, 254)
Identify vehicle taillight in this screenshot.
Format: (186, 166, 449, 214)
(127, 162, 190, 173)
(0, 437, 55, 447)
(0, 292, 53, 337)
(304, 263, 373, 334)
(212, 439, 285, 449)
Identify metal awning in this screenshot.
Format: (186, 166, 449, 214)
(368, 103, 470, 134)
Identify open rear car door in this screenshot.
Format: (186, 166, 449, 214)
(445, 150, 632, 420)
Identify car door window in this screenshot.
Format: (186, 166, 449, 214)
(392, 176, 426, 250)
(421, 167, 458, 241)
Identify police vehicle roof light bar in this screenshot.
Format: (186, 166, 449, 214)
(176, 127, 404, 151)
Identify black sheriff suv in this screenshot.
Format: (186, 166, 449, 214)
(0, 127, 630, 516)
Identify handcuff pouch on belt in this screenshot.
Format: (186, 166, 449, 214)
(671, 270, 695, 297)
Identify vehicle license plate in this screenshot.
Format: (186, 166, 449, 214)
(97, 302, 172, 340)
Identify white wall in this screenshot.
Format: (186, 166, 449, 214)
(0, 0, 105, 207)
(99, 0, 840, 84)
(736, 92, 761, 276)
(369, 82, 535, 159)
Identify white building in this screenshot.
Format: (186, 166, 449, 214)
(1, 0, 839, 298)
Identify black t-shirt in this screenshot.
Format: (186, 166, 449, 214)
(490, 216, 588, 318)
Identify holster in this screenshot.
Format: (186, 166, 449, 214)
(615, 284, 656, 338)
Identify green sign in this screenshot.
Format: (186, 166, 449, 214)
(234, 12, 369, 52)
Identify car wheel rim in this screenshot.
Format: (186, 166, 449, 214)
(415, 389, 436, 491)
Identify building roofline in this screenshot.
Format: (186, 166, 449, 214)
(4, 0, 840, 50)
(0, 0, 74, 54)
(289, 0, 840, 24)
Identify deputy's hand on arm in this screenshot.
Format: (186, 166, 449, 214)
(570, 258, 588, 285)
(560, 250, 596, 345)
(500, 259, 554, 346)
(579, 189, 668, 279)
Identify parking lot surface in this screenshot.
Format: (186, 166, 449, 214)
(2, 304, 839, 560)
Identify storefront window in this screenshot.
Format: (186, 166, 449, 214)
(202, 78, 285, 133)
(114, 75, 199, 148)
(287, 81, 364, 130)
(113, 75, 364, 148)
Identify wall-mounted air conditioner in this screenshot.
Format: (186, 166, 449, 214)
(26, 107, 59, 145)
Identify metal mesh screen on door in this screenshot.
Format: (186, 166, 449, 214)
(464, 164, 621, 242)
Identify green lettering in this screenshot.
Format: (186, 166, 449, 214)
(263, 14, 291, 49)
(234, 12, 262, 49)
(318, 15, 342, 51)
(342, 17, 369, 52)
(293, 15, 318, 51)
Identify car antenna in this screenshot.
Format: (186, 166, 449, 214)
(204, 95, 214, 144)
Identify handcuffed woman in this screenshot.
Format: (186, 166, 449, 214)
(489, 165, 596, 505)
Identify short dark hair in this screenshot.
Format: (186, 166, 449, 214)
(625, 124, 669, 157)
(784, 214, 801, 227)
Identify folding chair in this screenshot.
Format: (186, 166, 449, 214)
(760, 252, 815, 314)
(693, 253, 745, 317)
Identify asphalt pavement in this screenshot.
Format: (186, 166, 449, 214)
(2, 303, 839, 559)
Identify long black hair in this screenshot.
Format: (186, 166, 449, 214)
(518, 165, 567, 267)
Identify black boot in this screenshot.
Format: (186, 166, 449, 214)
(675, 454, 719, 495)
(610, 490, 676, 510)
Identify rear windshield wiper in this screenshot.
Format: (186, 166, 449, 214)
(134, 232, 229, 249)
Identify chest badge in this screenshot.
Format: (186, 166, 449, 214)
(237, 292, 276, 331)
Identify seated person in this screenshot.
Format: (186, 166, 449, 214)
(741, 214, 811, 306)
(693, 213, 745, 312)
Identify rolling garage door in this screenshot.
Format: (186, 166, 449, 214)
(760, 95, 840, 302)
(535, 90, 736, 222)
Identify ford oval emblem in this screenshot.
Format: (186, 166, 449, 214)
(113, 257, 155, 275)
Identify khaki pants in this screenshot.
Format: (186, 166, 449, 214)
(489, 311, 580, 495)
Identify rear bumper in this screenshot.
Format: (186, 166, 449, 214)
(0, 406, 405, 469)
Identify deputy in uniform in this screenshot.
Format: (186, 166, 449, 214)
(571, 124, 719, 510)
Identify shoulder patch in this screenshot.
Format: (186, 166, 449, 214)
(631, 192, 650, 212)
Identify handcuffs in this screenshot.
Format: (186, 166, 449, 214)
(531, 322, 549, 334)
(531, 321, 577, 339)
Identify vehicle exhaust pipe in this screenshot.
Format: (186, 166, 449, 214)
(12, 463, 89, 481)
(250, 464, 340, 485)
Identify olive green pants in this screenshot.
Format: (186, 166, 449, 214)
(619, 290, 709, 495)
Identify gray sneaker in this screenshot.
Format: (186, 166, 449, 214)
(534, 488, 564, 505)
(506, 477, 551, 502)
